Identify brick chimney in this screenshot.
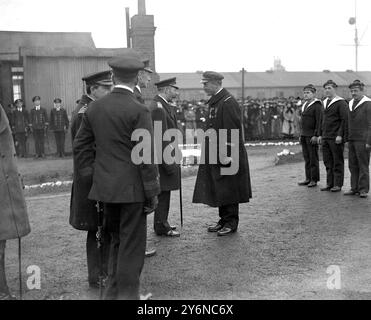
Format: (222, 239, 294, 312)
(131, 0, 159, 100)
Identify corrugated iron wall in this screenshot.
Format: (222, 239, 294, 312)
(24, 56, 110, 116)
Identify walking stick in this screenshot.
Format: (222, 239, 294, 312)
(18, 237, 22, 300)
(95, 202, 104, 300)
(179, 165, 183, 228)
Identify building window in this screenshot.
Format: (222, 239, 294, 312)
(12, 71, 24, 102)
(11, 67, 24, 73)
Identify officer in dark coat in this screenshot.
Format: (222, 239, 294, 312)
(0, 104, 31, 300)
(344, 80, 371, 198)
(29, 96, 48, 158)
(50, 98, 69, 157)
(73, 56, 160, 300)
(298, 84, 322, 187)
(132, 60, 158, 256)
(318, 80, 348, 192)
(69, 70, 113, 290)
(149, 78, 181, 237)
(192, 71, 252, 236)
(12, 99, 29, 157)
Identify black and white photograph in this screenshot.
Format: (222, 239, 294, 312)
(1, 0, 371, 307)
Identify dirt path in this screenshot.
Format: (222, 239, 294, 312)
(4, 153, 371, 300)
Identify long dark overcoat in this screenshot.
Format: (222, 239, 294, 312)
(69, 95, 97, 230)
(149, 95, 181, 191)
(0, 105, 31, 240)
(192, 88, 252, 207)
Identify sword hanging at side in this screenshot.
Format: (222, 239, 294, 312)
(95, 201, 104, 300)
(179, 165, 183, 228)
(18, 237, 22, 300)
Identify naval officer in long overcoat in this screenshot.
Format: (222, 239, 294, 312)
(192, 71, 252, 236)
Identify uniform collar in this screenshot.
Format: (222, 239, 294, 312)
(158, 94, 169, 104)
(114, 84, 134, 93)
(135, 85, 142, 93)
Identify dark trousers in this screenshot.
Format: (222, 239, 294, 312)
(218, 204, 239, 230)
(86, 229, 111, 286)
(15, 132, 27, 157)
(301, 136, 320, 182)
(0, 240, 8, 294)
(33, 129, 45, 157)
(322, 139, 344, 187)
(348, 141, 371, 193)
(54, 131, 66, 156)
(103, 202, 146, 300)
(154, 191, 172, 235)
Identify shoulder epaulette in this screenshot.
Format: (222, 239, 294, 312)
(224, 96, 232, 102)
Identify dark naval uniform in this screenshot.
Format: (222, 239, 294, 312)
(299, 98, 322, 183)
(320, 96, 348, 188)
(69, 73, 111, 289)
(50, 102, 69, 157)
(12, 107, 29, 157)
(149, 92, 181, 235)
(347, 95, 371, 195)
(193, 86, 252, 232)
(30, 104, 48, 157)
(73, 56, 161, 300)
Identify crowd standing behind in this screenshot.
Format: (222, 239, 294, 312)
(0, 93, 366, 157)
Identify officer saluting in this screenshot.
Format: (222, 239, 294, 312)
(69, 70, 113, 291)
(149, 78, 181, 237)
(73, 55, 160, 300)
(192, 71, 252, 236)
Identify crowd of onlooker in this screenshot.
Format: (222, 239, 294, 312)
(1, 95, 304, 159)
(175, 96, 303, 141)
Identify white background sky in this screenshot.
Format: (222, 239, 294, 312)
(1, 0, 371, 72)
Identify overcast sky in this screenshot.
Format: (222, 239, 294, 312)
(1, 0, 371, 72)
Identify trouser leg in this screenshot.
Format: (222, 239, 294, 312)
(0, 240, 9, 294)
(54, 132, 60, 155)
(301, 136, 311, 181)
(307, 137, 319, 182)
(33, 131, 39, 156)
(154, 191, 171, 235)
(322, 139, 334, 187)
(86, 229, 111, 286)
(103, 203, 146, 300)
(348, 141, 360, 192)
(354, 141, 370, 194)
(218, 204, 239, 230)
(329, 140, 345, 187)
(40, 130, 45, 155)
(60, 131, 65, 155)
